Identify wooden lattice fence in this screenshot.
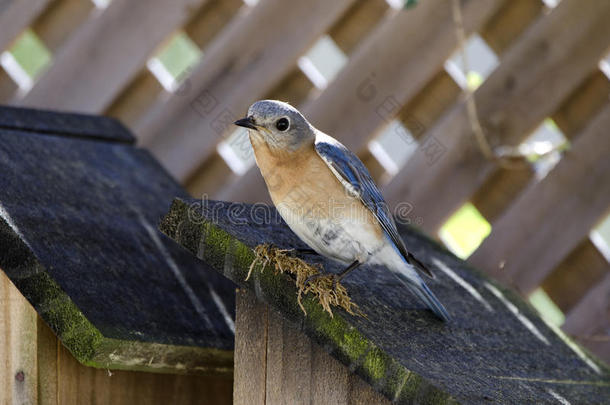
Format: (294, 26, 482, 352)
(1, 0, 609, 362)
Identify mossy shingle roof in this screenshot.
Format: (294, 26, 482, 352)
(0, 106, 235, 374)
(161, 197, 610, 404)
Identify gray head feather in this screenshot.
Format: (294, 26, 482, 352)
(245, 100, 315, 151)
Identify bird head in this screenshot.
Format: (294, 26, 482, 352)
(234, 100, 315, 152)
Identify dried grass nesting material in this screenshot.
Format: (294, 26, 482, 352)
(246, 244, 364, 318)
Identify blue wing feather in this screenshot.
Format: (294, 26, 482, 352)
(315, 135, 434, 278)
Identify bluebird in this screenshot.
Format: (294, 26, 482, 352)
(235, 100, 449, 321)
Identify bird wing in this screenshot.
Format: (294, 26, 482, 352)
(314, 132, 434, 278)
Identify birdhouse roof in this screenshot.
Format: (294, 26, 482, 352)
(0, 106, 235, 375)
(160, 197, 610, 404)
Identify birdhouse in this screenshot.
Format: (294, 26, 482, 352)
(160, 198, 610, 404)
(1, 106, 609, 404)
(0, 106, 234, 404)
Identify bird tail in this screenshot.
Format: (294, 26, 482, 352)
(391, 261, 450, 322)
(404, 279, 450, 322)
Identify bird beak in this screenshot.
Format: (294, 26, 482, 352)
(234, 116, 257, 130)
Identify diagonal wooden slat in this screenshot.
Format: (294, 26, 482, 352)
(471, 70, 610, 226)
(220, 0, 505, 203)
(186, 0, 390, 198)
(383, 0, 610, 233)
(542, 238, 610, 313)
(0, 0, 51, 51)
(16, 0, 209, 113)
(328, 0, 389, 55)
(30, 0, 94, 53)
(137, 0, 357, 181)
(468, 103, 610, 293)
(562, 272, 610, 362)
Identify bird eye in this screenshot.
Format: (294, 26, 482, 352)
(275, 117, 289, 132)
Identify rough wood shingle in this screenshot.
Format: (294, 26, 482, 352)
(160, 197, 610, 404)
(0, 106, 235, 374)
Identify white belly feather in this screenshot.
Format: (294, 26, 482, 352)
(276, 202, 386, 265)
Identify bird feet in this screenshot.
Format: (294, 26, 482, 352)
(288, 248, 319, 257)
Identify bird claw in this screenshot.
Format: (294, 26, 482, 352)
(289, 248, 319, 257)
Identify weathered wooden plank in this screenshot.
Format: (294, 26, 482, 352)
(0, 0, 51, 51)
(190, 0, 389, 198)
(397, 71, 461, 141)
(0, 270, 39, 405)
(302, 0, 503, 151)
(0, 69, 18, 102)
(264, 69, 314, 107)
(265, 304, 391, 405)
(466, 0, 547, 224)
(0, 257, 234, 405)
(272, 309, 314, 404)
(221, 0, 504, 203)
(31, 0, 93, 52)
(186, 154, 236, 198)
(18, 0, 208, 113)
(233, 289, 392, 404)
(367, 0, 540, 189)
(563, 273, 610, 362)
(553, 70, 610, 136)
(328, 0, 389, 55)
(138, 0, 357, 181)
(106, 0, 242, 129)
(37, 316, 59, 405)
(479, 0, 542, 53)
(468, 104, 610, 293)
(471, 166, 533, 223)
(472, 69, 610, 225)
(34, 315, 234, 405)
(310, 342, 351, 405)
(542, 238, 610, 313)
(234, 289, 267, 405)
(264, 307, 283, 404)
(185, 0, 243, 49)
(383, 0, 610, 232)
(105, 71, 164, 129)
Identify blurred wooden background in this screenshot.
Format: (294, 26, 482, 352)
(1, 0, 609, 364)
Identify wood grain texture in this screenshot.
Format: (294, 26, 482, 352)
(105, 70, 164, 129)
(383, 0, 610, 233)
(471, 166, 533, 224)
(0, 68, 18, 102)
(0, 0, 51, 51)
(19, 0, 208, 113)
(1, 270, 233, 405)
(1, 269, 38, 405)
(552, 70, 610, 136)
(234, 290, 390, 405)
(468, 104, 610, 293)
(234, 289, 268, 405)
(47, 324, 234, 405)
(542, 238, 610, 313)
(220, 0, 504, 203)
(185, 0, 243, 49)
(328, 0, 389, 55)
(138, 0, 357, 181)
(563, 273, 610, 362)
(480, 0, 542, 53)
(31, 0, 93, 52)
